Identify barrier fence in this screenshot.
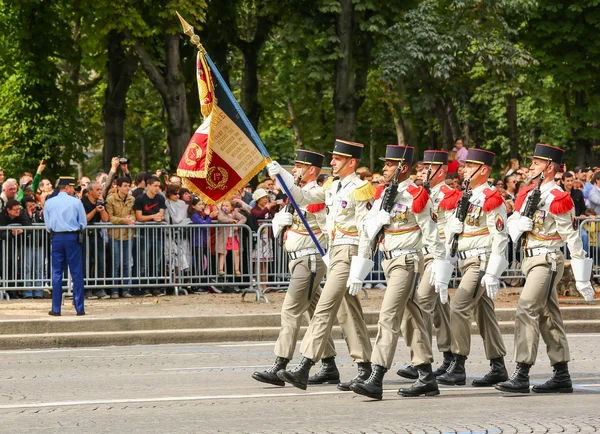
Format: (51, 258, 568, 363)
(1, 218, 599, 303)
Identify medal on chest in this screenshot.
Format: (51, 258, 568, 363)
(465, 203, 482, 227)
(340, 199, 348, 215)
(532, 210, 546, 233)
(391, 203, 409, 224)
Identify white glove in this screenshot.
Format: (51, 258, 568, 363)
(429, 259, 453, 304)
(375, 210, 391, 227)
(448, 218, 464, 236)
(267, 161, 282, 176)
(482, 273, 500, 299)
(437, 285, 449, 304)
(575, 281, 595, 301)
(346, 276, 363, 296)
(275, 212, 293, 227)
(517, 216, 533, 232)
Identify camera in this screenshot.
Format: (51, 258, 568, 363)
(119, 157, 130, 165)
(74, 185, 82, 193)
(160, 169, 169, 175)
(96, 200, 105, 207)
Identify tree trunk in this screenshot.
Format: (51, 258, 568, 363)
(103, 31, 137, 171)
(138, 122, 148, 172)
(134, 33, 191, 170)
(574, 90, 592, 166)
(446, 100, 461, 142)
(333, 0, 357, 141)
(506, 94, 519, 159)
(427, 119, 438, 150)
(393, 115, 406, 146)
(369, 125, 375, 173)
(434, 99, 453, 150)
(287, 98, 303, 148)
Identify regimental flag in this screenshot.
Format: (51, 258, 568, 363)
(177, 51, 268, 204)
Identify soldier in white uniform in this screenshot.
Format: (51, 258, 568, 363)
(437, 148, 509, 387)
(267, 140, 375, 391)
(397, 150, 456, 380)
(497, 144, 595, 394)
(252, 150, 340, 387)
(349, 145, 453, 400)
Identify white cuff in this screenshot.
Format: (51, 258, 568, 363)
(432, 259, 454, 285)
(507, 218, 523, 244)
(275, 169, 295, 191)
(571, 258, 593, 282)
(349, 256, 375, 281)
(485, 253, 509, 278)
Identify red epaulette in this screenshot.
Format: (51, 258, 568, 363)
(407, 184, 429, 214)
(438, 185, 461, 211)
(374, 183, 387, 200)
(482, 188, 505, 212)
(514, 184, 536, 212)
(549, 189, 574, 214)
(306, 203, 326, 214)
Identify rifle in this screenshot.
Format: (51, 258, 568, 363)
(423, 163, 433, 193)
(515, 164, 546, 251)
(278, 169, 304, 246)
(449, 178, 472, 257)
(369, 164, 402, 253)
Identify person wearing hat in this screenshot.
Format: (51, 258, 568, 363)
(348, 145, 452, 399)
(253, 150, 342, 387)
(396, 150, 457, 381)
(437, 148, 509, 387)
(497, 144, 595, 394)
(267, 139, 375, 391)
(43, 177, 87, 316)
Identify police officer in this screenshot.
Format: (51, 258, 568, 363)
(44, 177, 87, 316)
(349, 145, 453, 399)
(438, 149, 509, 387)
(268, 139, 375, 391)
(397, 150, 457, 380)
(498, 144, 595, 394)
(252, 150, 340, 386)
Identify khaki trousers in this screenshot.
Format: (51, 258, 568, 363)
(300, 245, 372, 363)
(450, 255, 506, 359)
(401, 255, 452, 361)
(372, 254, 433, 369)
(274, 255, 336, 360)
(514, 252, 569, 365)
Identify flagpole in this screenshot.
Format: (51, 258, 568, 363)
(177, 13, 325, 257)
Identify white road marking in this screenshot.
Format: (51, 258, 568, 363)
(218, 343, 276, 347)
(0, 348, 103, 354)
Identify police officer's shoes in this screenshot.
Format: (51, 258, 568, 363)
(433, 351, 454, 377)
(276, 357, 315, 390)
(472, 357, 508, 387)
(77, 311, 86, 316)
(398, 364, 440, 397)
(252, 357, 289, 387)
(308, 356, 340, 384)
(396, 364, 418, 380)
(531, 362, 573, 394)
(337, 362, 372, 391)
(350, 364, 387, 400)
(437, 354, 467, 386)
(495, 362, 531, 393)
(48, 310, 61, 316)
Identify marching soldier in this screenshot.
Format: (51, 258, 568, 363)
(350, 145, 454, 399)
(252, 150, 340, 386)
(437, 148, 510, 387)
(497, 144, 595, 394)
(267, 139, 375, 391)
(397, 150, 456, 380)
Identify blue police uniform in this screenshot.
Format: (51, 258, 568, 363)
(43, 184, 87, 315)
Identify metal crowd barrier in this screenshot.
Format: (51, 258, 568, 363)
(1, 218, 598, 303)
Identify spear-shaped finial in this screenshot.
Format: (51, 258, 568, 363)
(176, 12, 204, 52)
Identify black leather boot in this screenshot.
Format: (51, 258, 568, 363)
(437, 354, 467, 386)
(350, 364, 387, 400)
(532, 362, 573, 394)
(472, 357, 509, 387)
(337, 362, 372, 391)
(495, 362, 531, 393)
(308, 356, 341, 384)
(252, 357, 289, 386)
(398, 363, 440, 397)
(396, 364, 418, 380)
(433, 351, 453, 377)
(276, 357, 315, 390)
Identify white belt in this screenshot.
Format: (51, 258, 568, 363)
(288, 248, 320, 260)
(332, 238, 359, 247)
(524, 247, 558, 258)
(457, 248, 491, 260)
(384, 249, 419, 260)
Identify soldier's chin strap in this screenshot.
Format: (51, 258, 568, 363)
(332, 156, 353, 179)
(529, 159, 551, 182)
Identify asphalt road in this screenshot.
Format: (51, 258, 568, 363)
(2, 334, 600, 434)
